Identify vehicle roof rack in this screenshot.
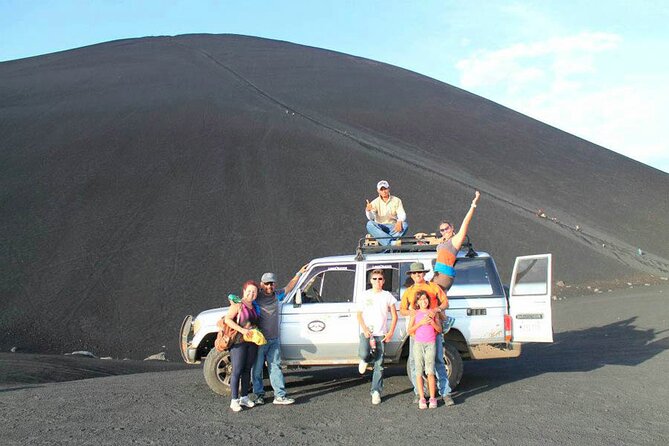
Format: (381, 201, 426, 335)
(354, 233, 477, 261)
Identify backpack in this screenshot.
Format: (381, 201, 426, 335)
(215, 308, 241, 352)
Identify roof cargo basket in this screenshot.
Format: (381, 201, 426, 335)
(354, 233, 477, 261)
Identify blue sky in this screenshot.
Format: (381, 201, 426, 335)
(1, 0, 667, 173)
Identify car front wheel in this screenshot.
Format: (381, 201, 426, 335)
(203, 348, 232, 395)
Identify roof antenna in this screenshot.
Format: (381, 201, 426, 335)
(355, 237, 365, 261)
(464, 235, 478, 258)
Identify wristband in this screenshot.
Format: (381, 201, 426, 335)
(471, 204, 477, 208)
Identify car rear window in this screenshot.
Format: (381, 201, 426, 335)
(442, 257, 504, 298)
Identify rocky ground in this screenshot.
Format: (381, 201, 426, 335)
(1, 284, 667, 445)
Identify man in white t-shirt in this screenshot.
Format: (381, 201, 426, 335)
(356, 269, 398, 405)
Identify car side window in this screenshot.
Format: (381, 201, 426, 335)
(365, 262, 416, 300)
(364, 263, 397, 297)
(300, 264, 356, 304)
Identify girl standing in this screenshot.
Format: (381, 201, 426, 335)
(407, 291, 443, 409)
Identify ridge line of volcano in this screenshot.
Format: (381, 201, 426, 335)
(170, 39, 669, 274)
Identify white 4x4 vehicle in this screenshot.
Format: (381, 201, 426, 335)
(179, 240, 553, 395)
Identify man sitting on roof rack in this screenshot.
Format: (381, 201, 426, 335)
(365, 180, 409, 246)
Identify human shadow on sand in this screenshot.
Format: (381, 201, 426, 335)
(274, 362, 412, 403)
(278, 317, 667, 403)
(454, 316, 669, 401)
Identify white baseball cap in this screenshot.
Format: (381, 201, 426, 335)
(376, 180, 390, 190)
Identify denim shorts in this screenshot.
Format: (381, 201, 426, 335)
(413, 341, 436, 376)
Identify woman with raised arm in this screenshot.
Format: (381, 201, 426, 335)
(433, 191, 481, 291)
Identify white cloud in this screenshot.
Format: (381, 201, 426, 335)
(523, 83, 669, 169)
(455, 32, 669, 173)
(456, 32, 620, 90)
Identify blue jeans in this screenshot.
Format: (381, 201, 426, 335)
(366, 221, 409, 246)
(408, 333, 451, 396)
(359, 333, 385, 394)
(252, 337, 288, 398)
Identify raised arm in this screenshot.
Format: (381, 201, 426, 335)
(365, 199, 376, 221)
(284, 263, 309, 295)
(451, 190, 481, 250)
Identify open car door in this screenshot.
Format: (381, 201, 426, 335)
(508, 254, 554, 342)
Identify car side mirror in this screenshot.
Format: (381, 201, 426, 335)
(294, 289, 303, 308)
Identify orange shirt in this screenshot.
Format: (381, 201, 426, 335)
(400, 281, 448, 311)
(436, 238, 458, 267)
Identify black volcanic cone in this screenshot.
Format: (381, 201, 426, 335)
(1, 34, 668, 358)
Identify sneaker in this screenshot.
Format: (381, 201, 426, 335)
(239, 396, 255, 408)
(254, 395, 265, 405)
(442, 316, 455, 333)
(230, 399, 242, 412)
(442, 394, 455, 406)
(273, 396, 295, 405)
(418, 398, 427, 410)
(358, 360, 367, 374)
(371, 391, 381, 405)
(428, 397, 438, 409)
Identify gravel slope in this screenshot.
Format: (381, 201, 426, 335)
(2, 33, 667, 358)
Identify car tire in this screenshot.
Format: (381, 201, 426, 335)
(203, 348, 232, 395)
(443, 341, 463, 389)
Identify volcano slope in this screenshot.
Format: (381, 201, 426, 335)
(1, 34, 668, 359)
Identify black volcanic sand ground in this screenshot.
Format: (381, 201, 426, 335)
(0, 284, 667, 445)
(1, 34, 668, 359)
